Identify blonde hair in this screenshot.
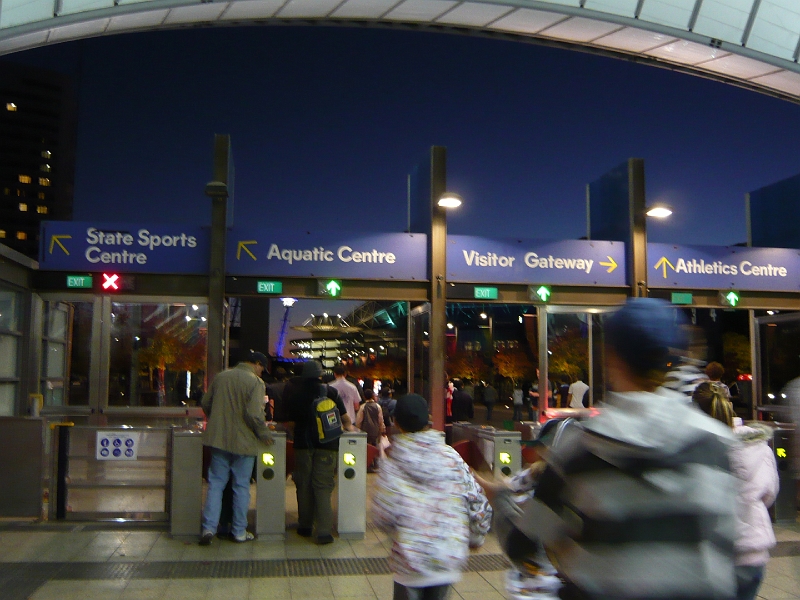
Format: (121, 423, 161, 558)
(692, 381, 735, 428)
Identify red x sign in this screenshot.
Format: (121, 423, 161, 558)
(102, 273, 119, 290)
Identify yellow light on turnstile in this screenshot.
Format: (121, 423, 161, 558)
(777, 448, 787, 458)
(499, 452, 512, 465)
(262, 453, 275, 466)
(343, 453, 356, 466)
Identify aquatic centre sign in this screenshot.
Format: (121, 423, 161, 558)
(446, 236, 626, 286)
(648, 243, 800, 292)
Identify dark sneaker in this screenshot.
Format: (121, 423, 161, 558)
(199, 531, 214, 546)
(317, 534, 334, 545)
(297, 527, 312, 537)
(231, 531, 255, 543)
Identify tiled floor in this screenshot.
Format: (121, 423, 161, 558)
(1, 475, 798, 600)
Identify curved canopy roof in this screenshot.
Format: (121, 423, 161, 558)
(1, 0, 800, 102)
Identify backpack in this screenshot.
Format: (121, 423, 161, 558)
(312, 385, 343, 444)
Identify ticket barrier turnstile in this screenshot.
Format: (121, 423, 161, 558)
(770, 425, 797, 522)
(451, 423, 522, 477)
(337, 431, 367, 539)
(256, 431, 287, 541)
(170, 428, 204, 539)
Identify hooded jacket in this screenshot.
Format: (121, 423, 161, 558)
(729, 423, 779, 567)
(372, 429, 492, 588)
(503, 387, 739, 600)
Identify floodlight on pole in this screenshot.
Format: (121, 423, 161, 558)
(437, 192, 463, 209)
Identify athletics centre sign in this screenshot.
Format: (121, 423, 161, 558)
(648, 243, 800, 292)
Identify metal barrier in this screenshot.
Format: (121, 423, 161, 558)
(337, 431, 367, 539)
(0, 417, 45, 518)
(255, 432, 287, 541)
(451, 423, 522, 477)
(170, 428, 204, 538)
(771, 425, 797, 522)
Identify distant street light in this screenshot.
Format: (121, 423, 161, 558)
(438, 192, 463, 208)
(646, 203, 673, 218)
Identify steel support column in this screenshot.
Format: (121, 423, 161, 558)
(429, 147, 447, 431)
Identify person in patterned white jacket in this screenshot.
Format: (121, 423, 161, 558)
(372, 393, 492, 600)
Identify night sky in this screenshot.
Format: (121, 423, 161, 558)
(8, 24, 800, 352)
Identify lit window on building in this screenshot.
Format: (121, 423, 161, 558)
(18, 175, 31, 184)
(41, 164, 51, 173)
(36, 205, 48, 214)
(41, 150, 51, 159)
(38, 192, 45, 200)
(3, 188, 8, 195)
(6, 102, 17, 111)
(16, 231, 27, 240)
(19, 203, 28, 212)
(39, 177, 51, 186)
(0, 230, 5, 239)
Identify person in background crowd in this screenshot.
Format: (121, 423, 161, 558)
(567, 374, 590, 409)
(451, 379, 474, 422)
(356, 389, 385, 447)
(329, 364, 361, 424)
(266, 367, 289, 423)
(557, 375, 570, 409)
(493, 298, 739, 600)
(199, 350, 274, 546)
(379, 385, 397, 429)
(483, 382, 498, 422)
(705, 361, 732, 399)
(445, 380, 455, 425)
(373, 393, 492, 600)
(693, 381, 779, 600)
(284, 360, 353, 545)
(512, 386, 524, 421)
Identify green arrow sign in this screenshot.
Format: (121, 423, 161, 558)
(725, 291, 740, 307)
(318, 279, 342, 297)
(535, 285, 551, 302)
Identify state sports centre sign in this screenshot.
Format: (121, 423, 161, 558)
(446, 236, 626, 287)
(648, 243, 800, 292)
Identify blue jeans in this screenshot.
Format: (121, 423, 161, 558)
(735, 565, 765, 600)
(201, 448, 255, 539)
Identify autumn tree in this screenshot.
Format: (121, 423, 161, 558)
(493, 348, 534, 387)
(548, 329, 588, 381)
(446, 351, 489, 382)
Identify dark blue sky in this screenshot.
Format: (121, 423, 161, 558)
(10, 25, 800, 248)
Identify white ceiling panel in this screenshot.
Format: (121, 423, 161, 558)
(278, 0, 346, 18)
(0, 0, 55, 28)
(539, 16, 621, 42)
(330, 0, 401, 19)
(60, 0, 114, 17)
(163, 4, 228, 24)
(592, 25, 676, 52)
(645, 39, 727, 64)
(751, 69, 800, 95)
(107, 9, 170, 30)
(693, 0, 751, 45)
(534, 0, 580, 7)
(384, 0, 459, 22)
(220, 0, 284, 20)
(584, 0, 638, 18)
(747, 0, 800, 61)
(0, 30, 48, 53)
(638, 0, 695, 29)
(48, 17, 109, 41)
(435, 2, 513, 27)
(117, 0, 160, 6)
(487, 8, 567, 34)
(699, 53, 781, 79)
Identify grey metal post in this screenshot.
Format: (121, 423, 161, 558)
(537, 306, 548, 422)
(205, 135, 231, 383)
(429, 147, 447, 431)
(628, 158, 648, 298)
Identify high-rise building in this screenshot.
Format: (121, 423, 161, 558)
(0, 61, 77, 260)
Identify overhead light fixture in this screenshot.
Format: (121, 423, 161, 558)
(646, 204, 672, 218)
(438, 192, 463, 209)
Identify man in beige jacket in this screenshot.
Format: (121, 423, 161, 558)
(200, 350, 273, 545)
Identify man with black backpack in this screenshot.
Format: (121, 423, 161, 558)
(285, 360, 353, 545)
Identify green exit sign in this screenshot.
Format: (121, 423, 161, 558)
(671, 292, 693, 305)
(474, 286, 498, 300)
(257, 281, 282, 294)
(66, 275, 92, 289)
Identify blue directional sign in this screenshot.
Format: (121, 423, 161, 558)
(648, 243, 800, 292)
(227, 230, 427, 280)
(446, 236, 626, 286)
(39, 222, 210, 274)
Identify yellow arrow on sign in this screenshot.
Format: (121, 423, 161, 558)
(49, 234, 71, 255)
(237, 240, 257, 261)
(599, 256, 617, 273)
(654, 256, 675, 278)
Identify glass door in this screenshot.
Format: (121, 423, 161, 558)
(408, 303, 430, 401)
(754, 311, 800, 421)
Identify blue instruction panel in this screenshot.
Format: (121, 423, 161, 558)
(446, 236, 626, 286)
(39, 222, 210, 274)
(226, 230, 427, 280)
(648, 243, 800, 292)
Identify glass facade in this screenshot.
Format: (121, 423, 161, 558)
(0, 287, 22, 415)
(109, 302, 208, 407)
(42, 301, 93, 406)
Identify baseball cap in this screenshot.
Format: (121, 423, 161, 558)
(244, 349, 268, 368)
(394, 394, 430, 432)
(301, 360, 324, 379)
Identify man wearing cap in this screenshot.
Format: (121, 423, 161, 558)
(284, 360, 353, 544)
(199, 350, 274, 546)
(494, 298, 739, 600)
